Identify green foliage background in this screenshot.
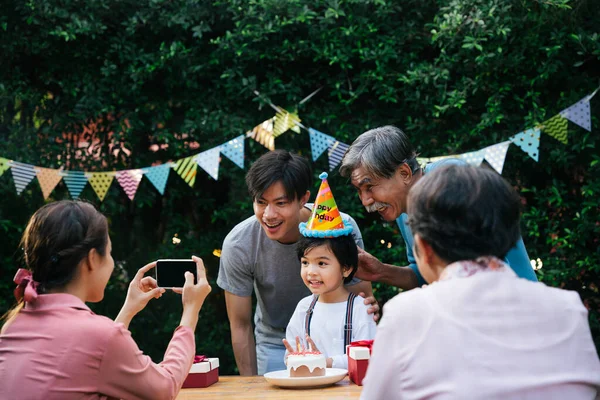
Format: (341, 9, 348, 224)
(1, 0, 598, 374)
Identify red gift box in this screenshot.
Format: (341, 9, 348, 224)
(346, 340, 373, 386)
(182, 356, 219, 388)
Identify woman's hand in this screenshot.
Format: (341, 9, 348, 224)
(182, 256, 212, 311)
(179, 256, 212, 330)
(116, 262, 165, 329)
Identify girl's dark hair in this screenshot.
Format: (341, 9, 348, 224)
(2, 201, 109, 331)
(245, 150, 312, 201)
(407, 164, 521, 263)
(20, 200, 109, 292)
(296, 236, 358, 284)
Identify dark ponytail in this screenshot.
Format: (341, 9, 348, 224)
(2, 201, 108, 331)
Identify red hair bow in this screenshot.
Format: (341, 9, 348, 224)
(14, 268, 39, 302)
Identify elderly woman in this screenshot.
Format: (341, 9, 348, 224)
(361, 165, 600, 399)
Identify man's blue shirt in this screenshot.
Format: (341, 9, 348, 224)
(397, 159, 538, 286)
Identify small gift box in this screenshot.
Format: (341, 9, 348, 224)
(182, 355, 219, 388)
(346, 340, 373, 386)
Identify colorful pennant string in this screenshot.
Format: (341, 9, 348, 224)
(273, 110, 301, 137)
(484, 141, 511, 174)
(247, 118, 275, 150)
(173, 156, 198, 187)
(116, 169, 143, 200)
(62, 170, 88, 199)
(220, 135, 245, 169)
(0, 157, 11, 177)
(1, 90, 597, 201)
(197, 147, 222, 180)
(509, 128, 540, 162)
(36, 167, 62, 199)
(460, 149, 485, 166)
(10, 162, 37, 195)
(543, 114, 569, 144)
(87, 172, 115, 201)
(309, 128, 336, 161)
(143, 164, 171, 195)
(429, 155, 460, 163)
(328, 141, 350, 171)
(559, 95, 592, 132)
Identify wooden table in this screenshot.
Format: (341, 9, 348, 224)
(176, 376, 362, 399)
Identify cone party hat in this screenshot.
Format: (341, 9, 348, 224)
(299, 172, 353, 238)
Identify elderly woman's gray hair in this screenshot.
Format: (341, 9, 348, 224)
(339, 125, 420, 179)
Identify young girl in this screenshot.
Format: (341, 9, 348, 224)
(0, 200, 211, 399)
(283, 172, 377, 369)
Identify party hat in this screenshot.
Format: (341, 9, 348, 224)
(299, 172, 353, 238)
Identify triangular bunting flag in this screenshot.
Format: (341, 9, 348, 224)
(220, 135, 245, 169)
(87, 172, 115, 201)
(143, 164, 171, 195)
(509, 128, 540, 162)
(309, 128, 336, 162)
(116, 169, 144, 201)
(542, 114, 568, 144)
(36, 167, 62, 199)
(559, 96, 591, 131)
(327, 140, 350, 171)
(484, 141, 511, 174)
(10, 162, 37, 195)
(273, 110, 301, 137)
(0, 157, 11, 177)
(173, 156, 198, 187)
(246, 118, 275, 150)
(460, 150, 485, 166)
(428, 155, 459, 163)
(197, 147, 221, 180)
(62, 170, 88, 199)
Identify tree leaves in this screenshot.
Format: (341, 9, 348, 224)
(1, 0, 599, 366)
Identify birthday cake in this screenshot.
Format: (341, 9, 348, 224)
(287, 351, 327, 377)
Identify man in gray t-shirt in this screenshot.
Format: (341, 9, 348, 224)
(217, 150, 374, 376)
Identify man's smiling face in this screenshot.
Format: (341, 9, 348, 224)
(253, 181, 309, 244)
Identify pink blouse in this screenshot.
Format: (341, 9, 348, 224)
(0, 293, 195, 400)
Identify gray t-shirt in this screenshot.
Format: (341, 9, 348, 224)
(217, 204, 364, 346)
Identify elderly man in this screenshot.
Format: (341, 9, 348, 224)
(339, 125, 537, 289)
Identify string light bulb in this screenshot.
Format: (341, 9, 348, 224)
(530, 258, 543, 270)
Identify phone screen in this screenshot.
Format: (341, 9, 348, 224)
(155, 259, 197, 288)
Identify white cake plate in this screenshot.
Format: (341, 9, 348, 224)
(264, 368, 348, 389)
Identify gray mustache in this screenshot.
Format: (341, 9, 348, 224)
(365, 202, 390, 213)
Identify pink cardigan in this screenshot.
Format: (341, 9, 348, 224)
(0, 293, 195, 400)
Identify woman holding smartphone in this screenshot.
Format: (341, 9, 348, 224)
(0, 200, 211, 400)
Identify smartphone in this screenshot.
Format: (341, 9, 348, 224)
(155, 259, 197, 289)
